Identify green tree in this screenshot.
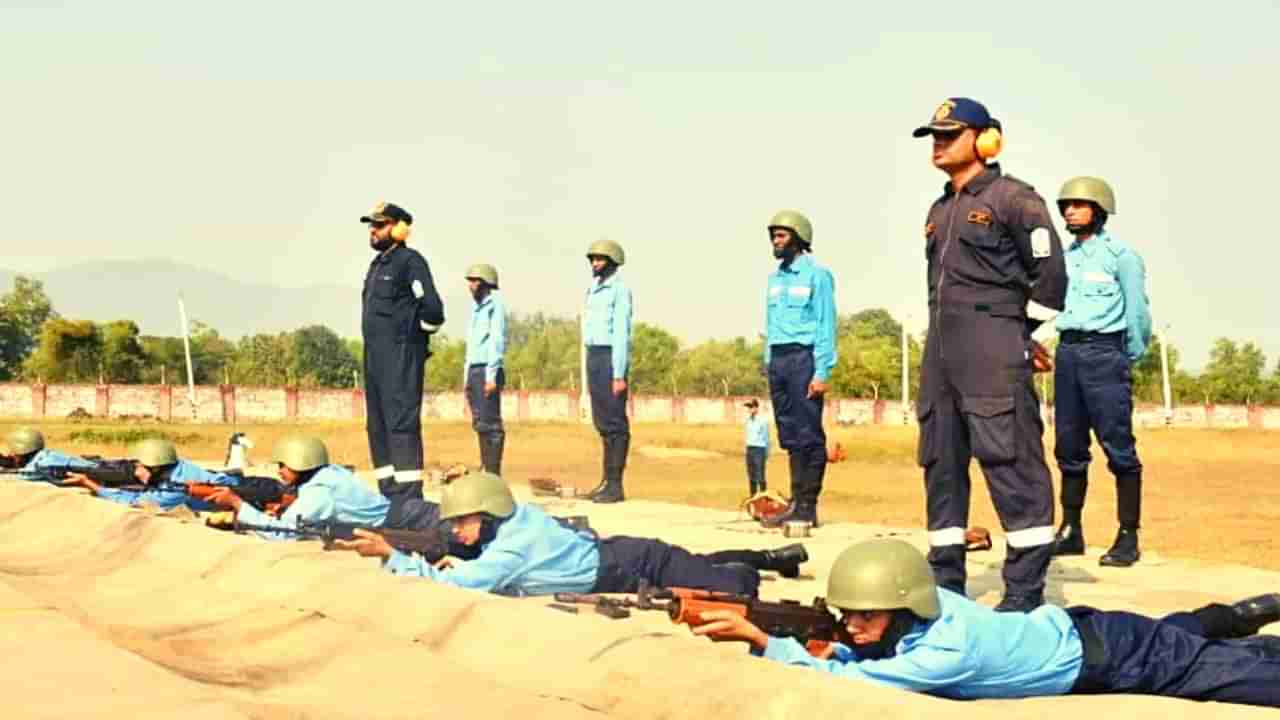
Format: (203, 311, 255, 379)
(0, 276, 57, 380)
(1131, 335, 1179, 404)
(291, 325, 359, 387)
(629, 323, 680, 394)
(505, 312, 581, 390)
(99, 320, 147, 383)
(677, 337, 767, 396)
(424, 336, 466, 391)
(22, 318, 102, 382)
(1201, 338, 1268, 404)
(228, 333, 293, 386)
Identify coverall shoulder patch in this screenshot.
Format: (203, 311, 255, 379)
(1031, 228, 1052, 258)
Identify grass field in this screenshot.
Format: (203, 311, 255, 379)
(6, 418, 1279, 571)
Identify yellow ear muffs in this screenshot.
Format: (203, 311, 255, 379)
(390, 220, 411, 242)
(975, 127, 1003, 160)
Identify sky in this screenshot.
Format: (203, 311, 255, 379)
(2, 1, 1278, 370)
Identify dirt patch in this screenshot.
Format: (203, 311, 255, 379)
(636, 445, 722, 460)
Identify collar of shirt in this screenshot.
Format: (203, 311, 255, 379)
(372, 245, 402, 266)
(472, 292, 495, 312)
(589, 273, 619, 293)
(1069, 230, 1114, 258)
(776, 253, 815, 274)
(942, 162, 1002, 198)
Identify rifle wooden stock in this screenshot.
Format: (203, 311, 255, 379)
(667, 592, 844, 656)
(187, 476, 294, 515)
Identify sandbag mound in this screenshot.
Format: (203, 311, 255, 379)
(0, 482, 1269, 719)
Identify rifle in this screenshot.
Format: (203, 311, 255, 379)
(662, 588, 848, 656)
(185, 475, 295, 515)
(27, 460, 139, 487)
(230, 518, 451, 563)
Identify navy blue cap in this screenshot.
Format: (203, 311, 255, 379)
(912, 98, 994, 137)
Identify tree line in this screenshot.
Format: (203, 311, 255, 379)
(2, 275, 1279, 403)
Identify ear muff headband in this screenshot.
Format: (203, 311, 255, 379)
(975, 126, 1002, 160)
(391, 220, 411, 242)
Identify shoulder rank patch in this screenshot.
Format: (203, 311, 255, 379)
(967, 210, 992, 227)
(925, 222, 936, 238)
(1030, 228, 1052, 258)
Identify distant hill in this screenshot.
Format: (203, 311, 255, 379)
(0, 260, 363, 339)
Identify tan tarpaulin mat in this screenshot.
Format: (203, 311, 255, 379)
(0, 482, 1271, 718)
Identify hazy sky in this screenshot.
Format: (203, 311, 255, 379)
(3, 1, 1278, 369)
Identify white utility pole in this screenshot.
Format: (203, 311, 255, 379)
(578, 312, 589, 424)
(901, 317, 910, 425)
(1160, 323, 1173, 426)
(177, 295, 198, 421)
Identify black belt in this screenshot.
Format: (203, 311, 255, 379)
(1059, 330, 1123, 345)
(770, 343, 812, 354)
(586, 345, 612, 351)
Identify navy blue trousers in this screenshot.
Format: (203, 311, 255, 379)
(767, 344, 827, 503)
(364, 336, 427, 473)
(1070, 607, 1280, 707)
(745, 446, 768, 494)
(1054, 334, 1142, 477)
(592, 536, 759, 597)
(466, 365, 505, 434)
(586, 347, 629, 438)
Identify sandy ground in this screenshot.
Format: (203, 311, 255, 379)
(3, 419, 1279, 717)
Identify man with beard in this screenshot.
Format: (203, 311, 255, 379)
(1050, 177, 1151, 567)
(463, 263, 507, 475)
(912, 98, 1067, 612)
(759, 210, 837, 528)
(581, 240, 633, 504)
(360, 201, 444, 492)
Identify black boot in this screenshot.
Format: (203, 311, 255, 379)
(584, 436, 611, 500)
(1052, 522, 1085, 556)
(1231, 593, 1280, 636)
(593, 434, 628, 504)
(482, 432, 505, 476)
(1099, 527, 1140, 567)
(762, 543, 809, 579)
(762, 453, 808, 528)
(1053, 473, 1087, 556)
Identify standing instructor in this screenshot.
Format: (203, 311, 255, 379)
(360, 201, 444, 488)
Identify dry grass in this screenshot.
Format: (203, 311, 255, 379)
(6, 418, 1279, 571)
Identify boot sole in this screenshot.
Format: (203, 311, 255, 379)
(1099, 555, 1139, 567)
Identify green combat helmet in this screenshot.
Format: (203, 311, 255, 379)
(5, 427, 45, 455)
(768, 210, 813, 247)
(272, 435, 329, 472)
(585, 239, 626, 266)
(129, 437, 179, 468)
(826, 538, 941, 620)
(440, 471, 516, 521)
(1057, 176, 1116, 215)
(465, 263, 500, 288)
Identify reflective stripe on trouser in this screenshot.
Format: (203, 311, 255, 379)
(592, 536, 760, 597)
(1069, 606, 1280, 706)
(919, 376, 1055, 597)
(1053, 336, 1142, 477)
(364, 335, 427, 473)
(745, 446, 767, 494)
(767, 345, 826, 505)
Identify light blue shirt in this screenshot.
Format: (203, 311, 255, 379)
(383, 502, 599, 596)
(236, 464, 390, 540)
(764, 254, 838, 382)
(1055, 231, 1152, 361)
(17, 448, 97, 477)
(464, 290, 507, 384)
(582, 273, 633, 379)
(760, 588, 1082, 700)
(95, 459, 240, 511)
(744, 414, 770, 451)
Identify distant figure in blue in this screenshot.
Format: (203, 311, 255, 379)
(742, 398, 771, 496)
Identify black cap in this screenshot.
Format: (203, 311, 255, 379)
(912, 97, 995, 137)
(359, 201, 413, 225)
